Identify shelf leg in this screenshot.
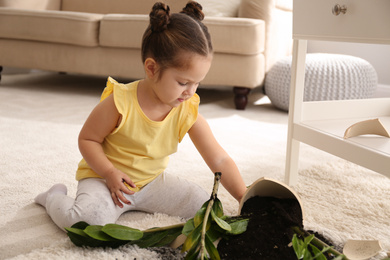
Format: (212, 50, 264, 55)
(284, 39, 307, 186)
(285, 139, 300, 185)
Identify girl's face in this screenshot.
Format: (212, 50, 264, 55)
(154, 53, 212, 108)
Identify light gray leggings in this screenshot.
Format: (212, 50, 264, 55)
(45, 172, 209, 231)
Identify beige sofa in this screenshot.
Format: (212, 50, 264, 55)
(0, 0, 292, 109)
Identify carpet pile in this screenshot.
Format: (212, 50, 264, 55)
(1, 114, 389, 259)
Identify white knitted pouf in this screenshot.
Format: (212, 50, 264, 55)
(265, 53, 378, 111)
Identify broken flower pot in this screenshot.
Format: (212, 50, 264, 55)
(217, 177, 306, 259)
(238, 177, 304, 217)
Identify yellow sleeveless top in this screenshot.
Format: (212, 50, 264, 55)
(76, 77, 199, 191)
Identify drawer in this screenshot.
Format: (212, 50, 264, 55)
(293, 0, 390, 44)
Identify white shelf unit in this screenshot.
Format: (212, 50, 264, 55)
(285, 0, 390, 185)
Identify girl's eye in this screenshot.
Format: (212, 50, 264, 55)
(178, 82, 188, 86)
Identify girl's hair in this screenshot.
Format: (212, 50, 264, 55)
(141, 1, 213, 77)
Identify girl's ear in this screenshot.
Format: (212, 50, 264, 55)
(144, 58, 159, 79)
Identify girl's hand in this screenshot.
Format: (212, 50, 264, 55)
(104, 168, 136, 208)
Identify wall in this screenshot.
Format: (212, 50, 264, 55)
(307, 41, 390, 86)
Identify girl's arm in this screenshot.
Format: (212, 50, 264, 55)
(78, 94, 136, 208)
(188, 114, 247, 202)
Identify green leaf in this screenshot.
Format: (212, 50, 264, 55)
(304, 234, 314, 246)
(182, 224, 202, 252)
(194, 205, 207, 228)
(185, 245, 200, 260)
(182, 219, 195, 236)
(137, 227, 182, 248)
(303, 249, 312, 259)
(135, 232, 161, 248)
(151, 230, 182, 247)
(66, 222, 127, 248)
(310, 244, 332, 260)
(226, 218, 248, 235)
(212, 198, 224, 218)
(102, 224, 143, 241)
(292, 234, 305, 259)
(65, 227, 105, 248)
(71, 221, 90, 230)
(208, 218, 248, 242)
(211, 209, 231, 232)
(85, 225, 118, 241)
(204, 233, 220, 260)
(205, 225, 223, 242)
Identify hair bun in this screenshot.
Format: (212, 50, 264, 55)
(149, 2, 170, 33)
(181, 1, 204, 21)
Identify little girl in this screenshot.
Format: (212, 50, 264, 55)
(35, 1, 247, 231)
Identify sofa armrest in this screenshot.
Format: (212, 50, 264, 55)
(204, 17, 265, 55)
(0, 0, 61, 10)
(238, 0, 293, 72)
(275, 0, 293, 12)
(0, 8, 102, 47)
(238, 0, 292, 20)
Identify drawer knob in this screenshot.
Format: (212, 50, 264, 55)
(332, 4, 347, 15)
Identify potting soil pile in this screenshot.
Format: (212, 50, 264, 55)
(217, 196, 303, 259)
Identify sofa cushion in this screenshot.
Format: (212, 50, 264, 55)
(62, 0, 188, 14)
(0, 0, 61, 10)
(100, 15, 264, 55)
(62, 0, 242, 18)
(0, 7, 103, 47)
(99, 14, 148, 49)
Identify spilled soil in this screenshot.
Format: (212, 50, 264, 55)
(154, 196, 337, 259)
(218, 196, 303, 259)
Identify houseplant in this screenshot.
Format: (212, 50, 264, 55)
(65, 172, 248, 259)
(65, 174, 350, 259)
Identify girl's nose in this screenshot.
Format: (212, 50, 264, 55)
(184, 84, 197, 96)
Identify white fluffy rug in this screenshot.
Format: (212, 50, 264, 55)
(1, 114, 390, 259)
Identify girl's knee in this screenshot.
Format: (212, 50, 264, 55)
(71, 194, 120, 226)
(81, 200, 119, 225)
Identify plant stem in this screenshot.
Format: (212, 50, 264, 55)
(142, 223, 185, 233)
(200, 172, 222, 259)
